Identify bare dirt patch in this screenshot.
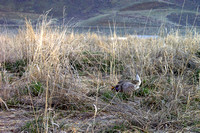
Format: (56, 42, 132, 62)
(0, 109, 33, 132)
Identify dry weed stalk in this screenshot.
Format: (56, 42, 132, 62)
(0, 97, 9, 111)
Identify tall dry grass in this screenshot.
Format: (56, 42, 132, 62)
(0, 15, 199, 132)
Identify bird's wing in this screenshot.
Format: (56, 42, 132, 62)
(122, 82, 134, 89)
(132, 80, 139, 84)
(118, 80, 125, 84)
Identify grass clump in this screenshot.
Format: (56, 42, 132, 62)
(6, 97, 20, 106)
(21, 116, 44, 133)
(3, 59, 27, 77)
(101, 91, 114, 102)
(28, 81, 44, 96)
(70, 50, 124, 75)
(104, 123, 130, 132)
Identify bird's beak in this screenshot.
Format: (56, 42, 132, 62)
(111, 86, 115, 90)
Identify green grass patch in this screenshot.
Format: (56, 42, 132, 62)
(29, 81, 44, 96)
(103, 122, 136, 132)
(3, 59, 27, 77)
(135, 79, 158, 97)
(7, 97, 20, 106)
(23, 81, 44, 96)
(101, 91, 114, 102)
(135, 87, 151, 97)
(117, 93, 130, 101)
(101, 90, 131, 102)
(109, 124, 126, 132)
(21, 116, 44, 133)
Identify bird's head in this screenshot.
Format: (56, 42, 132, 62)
(111, 86, 115, 90)
(111, 85, 120, 92)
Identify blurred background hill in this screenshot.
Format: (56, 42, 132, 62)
(1, 0, 200, 34)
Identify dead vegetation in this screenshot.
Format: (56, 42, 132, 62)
(0, 15, 200, 132)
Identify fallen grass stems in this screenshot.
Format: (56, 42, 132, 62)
(0, 15, 200, 132)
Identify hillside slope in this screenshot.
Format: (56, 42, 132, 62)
(0, 0, 200, 28)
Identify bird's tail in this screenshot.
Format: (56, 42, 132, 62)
(136, 74, 141, 86)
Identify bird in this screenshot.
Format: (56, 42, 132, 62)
(111, 74, 141, 97)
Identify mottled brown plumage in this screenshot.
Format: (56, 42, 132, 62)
(112, 74, 141, 97)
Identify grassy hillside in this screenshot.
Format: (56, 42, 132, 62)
(0, 0, 112, 25)
(1, 0, 200, 30)
(79, 0, 200, 28)
(0, 15, 199, 132)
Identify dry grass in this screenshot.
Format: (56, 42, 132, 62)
(0, 15, 200, 132)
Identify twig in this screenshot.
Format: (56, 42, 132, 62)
(0, 97, 9, 111)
